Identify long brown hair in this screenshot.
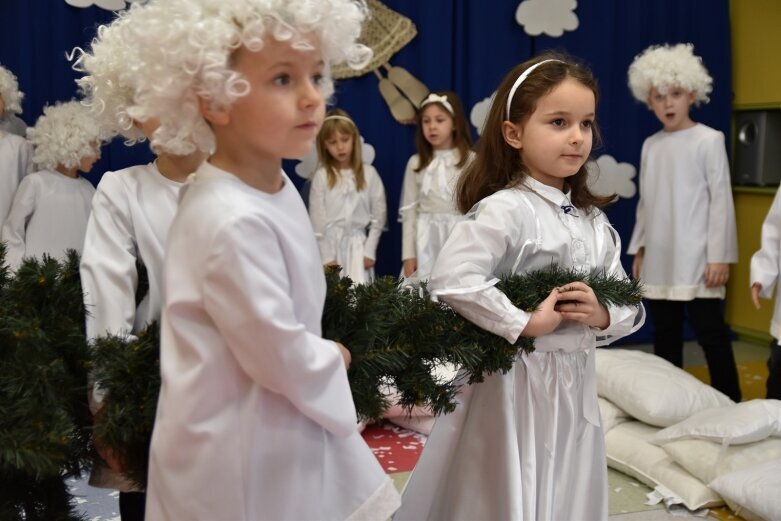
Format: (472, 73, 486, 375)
(414, 90, 473, 172)
(316, 108, 365, 191)
(456, 52, 613, 214)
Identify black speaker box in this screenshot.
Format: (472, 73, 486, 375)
(733, 109, 781, 186)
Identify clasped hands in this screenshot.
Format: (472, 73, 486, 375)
(522, 282, 610, 337)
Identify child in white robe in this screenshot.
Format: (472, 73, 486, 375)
(0, 64, 32, 230)
(627, 43, 741, 402)
(395, 53, 645, 521)
(123, 1, 401, 519)
(309, 108, 386, 284)
(399, 90, 474, 280)
(1, 101, 103, 271)
(73, 10, 207, 519)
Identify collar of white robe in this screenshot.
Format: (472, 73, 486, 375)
(505, 59, 564, 120)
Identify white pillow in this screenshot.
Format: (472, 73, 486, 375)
(661, 437, 781, 485)
(596, 348, 733, 427)
(649, 399, 781, 445)
(709, 458, 781, 521)
(599, 397, 630, 432)
(605, 421, 723, 510)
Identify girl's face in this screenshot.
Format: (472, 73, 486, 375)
(421, 104, 454, 150)
(647, 86, 696, 132)
(506, 77, 595, 190)
(324, 129, 354, 169)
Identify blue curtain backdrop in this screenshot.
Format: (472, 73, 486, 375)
(0, 0, 731, 343)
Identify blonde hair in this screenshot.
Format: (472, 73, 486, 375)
(0, 64, 24, 115)
(627, 43, 713, 105)
(26, 101, 106, 171)
(121, 0, 372, 155)
(316, 108, 365, 191)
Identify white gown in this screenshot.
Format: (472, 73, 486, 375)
(80, 163, 182, 491)
(399, 149, 473, 280)
(395, 177, 645, 521)
(0, 130, 33, 229)
(750, 187, 781, 342)
(146, 161, 400, 521)
(1, 169, 94, 270)
(308, 164, 387, 284)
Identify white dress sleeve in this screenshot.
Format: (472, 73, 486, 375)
(399, 156, 419, 261)
(80, 173, 140, 343)
(363, 165, 387, 261)
(429, 195, 530, 344)
(751, 188, 781, 298)
(308, 168, 335, 264)
(705, 131, 738, 263)
(1, 174, 37, 271)
(203, 214, 356, 437)
(627, 140, 647, 255)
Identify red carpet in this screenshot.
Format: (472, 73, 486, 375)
(361, 422, 426, 473)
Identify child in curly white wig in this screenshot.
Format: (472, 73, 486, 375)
(1, 100, 105, 271)
(626, 43, 742, 402)
(0, 64, 27, 136)
(121, 1, 400, 519)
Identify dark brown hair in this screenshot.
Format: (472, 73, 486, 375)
(316, 108, 365, 190)
(414, 90, 473, 172)
(456, 52, 613, 214)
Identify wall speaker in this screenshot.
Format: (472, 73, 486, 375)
(733, 109, 781, 186)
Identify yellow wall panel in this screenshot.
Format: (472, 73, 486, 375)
(731, 0, 781, 106)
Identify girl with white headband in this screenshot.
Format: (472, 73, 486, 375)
(309, 107, 387, 284)
(396, 53, 644, 521)
(399, 89, 474, 281)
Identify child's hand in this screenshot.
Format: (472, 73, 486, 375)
(555, 282, 611, 330)
(336, 342, 351, 369)
(324, 261, 338, 268)
(521, 288, 563, 337)
(632, 247, 644, 279)
(752, 282, 762, 310)
(92, 407, 125, 473)
(364, 257, 375, 269)
(403, 258, 417, 277)
(704, 263, 730, 288)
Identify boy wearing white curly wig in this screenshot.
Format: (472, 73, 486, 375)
(627, 43, 741, 402)
(0, 64, 27, 136)
(0, 65, 33, 234)
(1, 100, 104, 271)
(122, 1, 400, 519)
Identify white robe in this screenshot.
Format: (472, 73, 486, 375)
(750, 187, 781, 342)
(308, 164, 386, 284)
(395, 177, 645, 521)
(80, 163, 182, 491)
(1, 169, 94, 270)
(627, 123, 738, 300)
(146, 161, 400, 521)
(0, 130, 33, 229)
(399, 149, 472, 279)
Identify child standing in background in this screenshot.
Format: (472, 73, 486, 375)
(396, 54, 644, 521)
(123, 0, 401, 518)
(399, 90, 473, 280)
(749, 188, 781, 400)
(309, 108, 386, 284)
(1, 101, 104, 271)
(627, 43, 741, 402)
(0, 63, 27, 136)
(0, 64, 33, 230)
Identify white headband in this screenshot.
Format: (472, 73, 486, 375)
(420, 93, 454, 115)
(505, 59, 564, 120)
(323, 115, 356, 126)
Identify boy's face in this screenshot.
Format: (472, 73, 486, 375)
(0, 94, 5, 115)
(78, 143, 101, 173)
(647, 86, 696, 132)
(214, 36, 326, 166)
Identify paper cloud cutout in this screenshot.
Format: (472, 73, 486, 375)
(470, 92, 496, 136)
(587, 154, 637, 199)
(65, 0, 127, 9)
(294, 137, 375, 180)
(515, 0, 579, 37)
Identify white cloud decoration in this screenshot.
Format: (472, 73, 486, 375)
(294, 137, 375, 180)
(587, 154, 637, 199)
(515, 0, 579, 37)
(470, 92, 496, 136)
(65, 0, 144, 11)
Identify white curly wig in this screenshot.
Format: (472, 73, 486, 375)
(26, 101, 107, 171)
(628, 43, 713, 105)
(0, 64, 24, 115)
(122, 0, 372, 155)
(72, 7, 147, 143)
